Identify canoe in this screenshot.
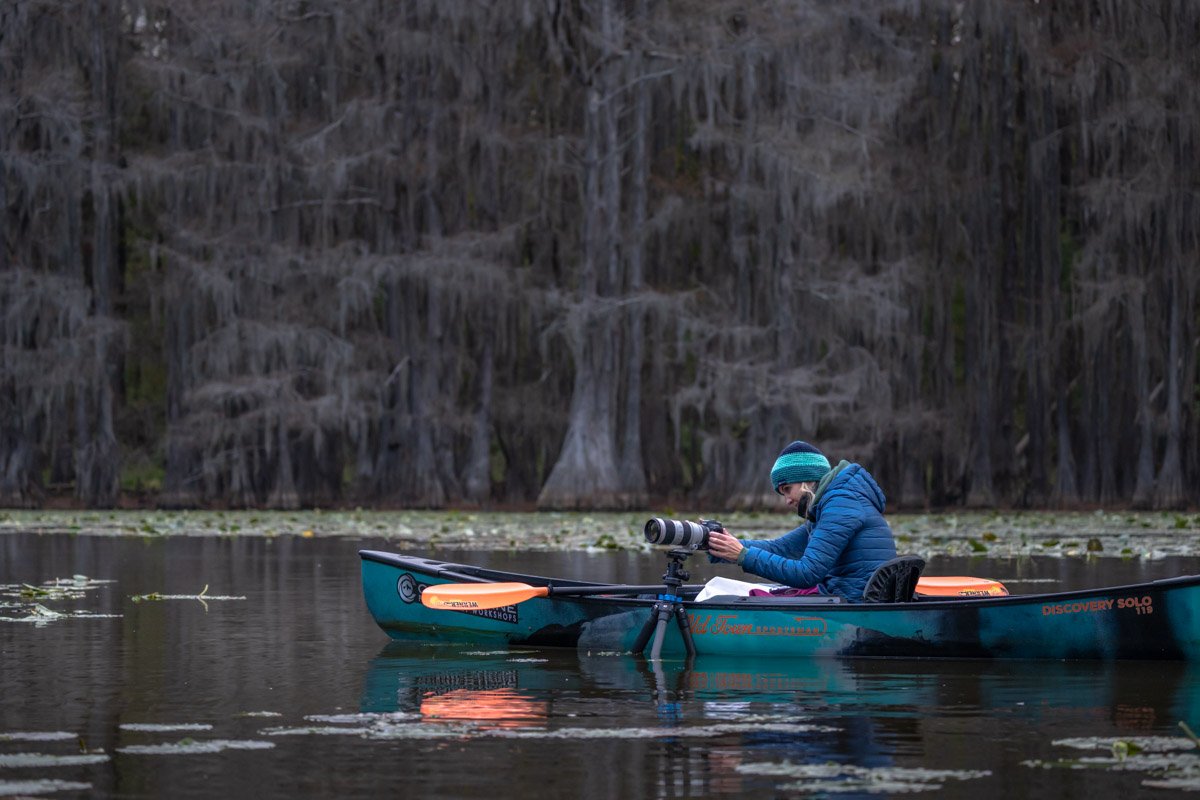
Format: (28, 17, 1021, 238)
(359, 550, 1200, 661)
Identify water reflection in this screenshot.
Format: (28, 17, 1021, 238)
(357, 641, 1200, 796)
(5, 532, 1200, 799)
(361, 641, 1200, 724)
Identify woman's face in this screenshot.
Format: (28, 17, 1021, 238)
(778, 482, 813, 514)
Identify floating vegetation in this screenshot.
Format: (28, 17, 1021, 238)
(1, 604, 64, 622)
(261, 726, 375, 737)
(1023, 728, 1200, 790)
(734, 762, 992, 794)
(4, 509, 1200, 558)
(2, 576, 116, 602)
(115, 739, 275, 755)
(303, 713, 419, 724)
(0, 604, 120, 626)
(0, 779, 92, 796)
(262, 721, 480, 740)
(483, 722, 836, 740)
(0, 732, 76, 743)
(130, 585, 245, 610)
(0, 753, 110, 768)
(0, 576, 120, 625)
(259, 713, 835, 742)
(119, 723, 213, 733)
(1050, 735, 1196, 754)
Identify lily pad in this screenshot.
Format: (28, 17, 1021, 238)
(735, 761, 991, 794)
(484, 722, 835, 740)
(115, 739, 274, 755)
(4, 508, 1200, 558)
(0, 779, 92, 796)
(1052, 736, 1196, 753)
(0, 732, 76, 743)
(119, 723, 213, 733)
(1023, 732, 1200, 789)
(0, 753, 110, 767)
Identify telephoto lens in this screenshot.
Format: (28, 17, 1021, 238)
(643, 518, 721, 550)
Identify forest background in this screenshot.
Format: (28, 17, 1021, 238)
(2, 0, 1198, 514)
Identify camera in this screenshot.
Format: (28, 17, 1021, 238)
(643, 517, 723, 550)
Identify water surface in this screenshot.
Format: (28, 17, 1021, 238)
(3, 530, 1200, 798)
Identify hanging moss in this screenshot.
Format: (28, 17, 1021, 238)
(2, 0, 1197, 510)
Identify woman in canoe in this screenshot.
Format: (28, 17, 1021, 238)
(706, 440, 897, 601)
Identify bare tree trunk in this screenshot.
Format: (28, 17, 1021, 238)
(463, 335, 494, 505)
(965, 235, 996, 507)
(1020, 86, 1058, 507)
(539, 84, 624, 507)
(539, 0, 629, 509)
(267, 418, 299, 509)
(1129, 290, 1157, 508)
(1053, 376, 1079, 506)
(617, 0, 650, 502)
(1156, 260, 1186, 508)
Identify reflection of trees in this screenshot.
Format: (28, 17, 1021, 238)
(3, 2, 1198, 510)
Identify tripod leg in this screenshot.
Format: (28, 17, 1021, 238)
(674, 604, 697, 657)
(631, 605, 660, 654)
(648, 614, 670, 661)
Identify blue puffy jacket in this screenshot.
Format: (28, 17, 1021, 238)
(733, 460, 897, 600)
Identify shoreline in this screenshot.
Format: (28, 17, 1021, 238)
(3, 507, 1200, 560)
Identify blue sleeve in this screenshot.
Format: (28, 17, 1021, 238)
(741, 524, 810, 558)
(707, 523, 810, 565)
(741, 494, 861, 588)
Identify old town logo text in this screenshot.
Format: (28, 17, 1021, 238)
(688, 614, 826, 637)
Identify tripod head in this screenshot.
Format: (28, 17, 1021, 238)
(659, 548, 695, 597)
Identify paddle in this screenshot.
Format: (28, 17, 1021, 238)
(421, 582, 678, 611)
(915, 576, 1008, 597)
(421, 575, 1010, 610)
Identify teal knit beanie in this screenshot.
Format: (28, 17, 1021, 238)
(770, 441, 830, 493)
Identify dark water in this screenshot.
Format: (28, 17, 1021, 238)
(3, 533, 1200, 798)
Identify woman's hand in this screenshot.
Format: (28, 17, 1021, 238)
(706, 529, 744, 562)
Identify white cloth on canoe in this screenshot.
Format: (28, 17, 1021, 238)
(694, 576, 781, 602)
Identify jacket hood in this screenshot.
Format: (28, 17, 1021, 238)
(811, 461, 886, 517)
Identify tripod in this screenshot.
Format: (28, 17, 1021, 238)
(631, 548, 698, 660)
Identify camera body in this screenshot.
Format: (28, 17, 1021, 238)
(643, 517, 723, 550)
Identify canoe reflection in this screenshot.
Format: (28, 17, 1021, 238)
(357, 642, 1200, 798)
(419, 687, 548, 728)
(361, 642, 1200, 722)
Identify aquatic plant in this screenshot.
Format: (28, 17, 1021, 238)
(734, 762, 991, 794)
(115, 739, 274, 755)
(1022, 725, 1200, 790)
(129, 585, 245, 610)
(0, 779, 92, 796)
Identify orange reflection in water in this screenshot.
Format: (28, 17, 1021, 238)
(420, 688, 547, 729)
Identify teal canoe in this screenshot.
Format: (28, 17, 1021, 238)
(360, 550, 1200, 661)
